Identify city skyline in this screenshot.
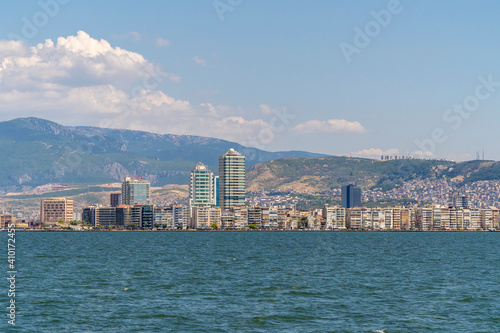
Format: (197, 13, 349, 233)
(0, 1, 499, 161)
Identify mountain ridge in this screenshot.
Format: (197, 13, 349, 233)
(0, 117, 326, 193)
(246, 156, 500, 192)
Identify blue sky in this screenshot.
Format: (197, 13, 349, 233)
(0, 0, 499, 161)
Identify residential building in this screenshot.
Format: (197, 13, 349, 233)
(173, 205, 189, 229)
(40, 198, 74, 224)
(189, 162, 216, 208)
(219, 148, 245, 209)
(0, 214, 15, 229)
(191, 206, 221, 229)
(154, 206, 174, 229)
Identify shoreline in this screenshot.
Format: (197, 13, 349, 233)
(3, 229, 497, 232)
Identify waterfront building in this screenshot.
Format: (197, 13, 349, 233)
(221, 210, 235, 229)
(261, 207, 270, 229)
(277, 207, 287, 230)
(248, 206, 262, 228)
(191, 206, 221, 229)
(0, 214, 15, 228)
(153, 206, 174, 229)
(121, 176, 150, 205)
(115, 204, 153, 228)
(83, 205, 118, 227)
(322, 205, 347, 229)
(141, 204, 154, 229)
(341, 184, 361, 208)
(173, 205, 189, 229)
(96, 207, 117, 227)
(219, 148, 246, 209)
(40, 198, 74, 225)
(347, 208, 362, 229)
(233, 206, 249, 229)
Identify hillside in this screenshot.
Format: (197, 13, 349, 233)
(0, 117, 325, 193)
(0, 183, 189, 220)
(246, 157, 499, 192)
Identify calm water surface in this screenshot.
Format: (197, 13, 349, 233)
(1, 231, 499, 332)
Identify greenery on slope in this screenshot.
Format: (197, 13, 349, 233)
(247, 157, 500, 192)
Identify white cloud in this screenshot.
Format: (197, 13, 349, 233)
(292, 119, 366, 134)
(0, 31, 278, 145)
(192, 56, 206, 66)
(155, 37, 170, 47)
(353, 148, 399, 158)
(0, 31, 174, 90)
(413, 150, 435, 158)
(355, 148, 396, 157)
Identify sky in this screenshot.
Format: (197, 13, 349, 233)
(0, 0, 499, 161)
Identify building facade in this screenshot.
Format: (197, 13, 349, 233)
(189, 163, 216, 208)
(40, 198, 74, 224)
(341, 184, 362, 208)
(110, 193, 121, 207)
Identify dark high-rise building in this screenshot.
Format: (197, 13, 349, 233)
(110, 193, 121, 207)
(341, 184, 362, 208)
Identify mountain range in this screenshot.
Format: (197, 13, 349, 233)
(2, 117, 500, 196)
(0, 117, 324, 193)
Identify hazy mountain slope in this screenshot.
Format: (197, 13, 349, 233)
(0, 117, 325, 192)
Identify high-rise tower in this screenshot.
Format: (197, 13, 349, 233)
(341, 184, 362, 208)
(219, 148, 245, 209)
(189, 162, 216, 207)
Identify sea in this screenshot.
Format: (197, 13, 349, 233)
(1, 231, 499, 332)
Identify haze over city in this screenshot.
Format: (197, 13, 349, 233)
(1, 1, 499, 160)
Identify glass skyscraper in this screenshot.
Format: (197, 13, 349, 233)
(341, 184, 362, 208)
(219, 148, 245, 209)
(121, 176, 150, 205)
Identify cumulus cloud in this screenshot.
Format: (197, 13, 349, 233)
(192, 56, 206, 66)
(155, 37, 170, 47)
(353, 148, 399, 158)
(0, 31, 276, 144)
(292, 119, 366, 134)
(0, 30, 179, 90)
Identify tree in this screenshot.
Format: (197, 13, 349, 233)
(211, 223, 219, 230)
(58, 220, 65, 225)
(298, 217, 308, 229)
(128, 223, 138, 230)
(248, 224, 257, 230)
(154, 223, 160, 229)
